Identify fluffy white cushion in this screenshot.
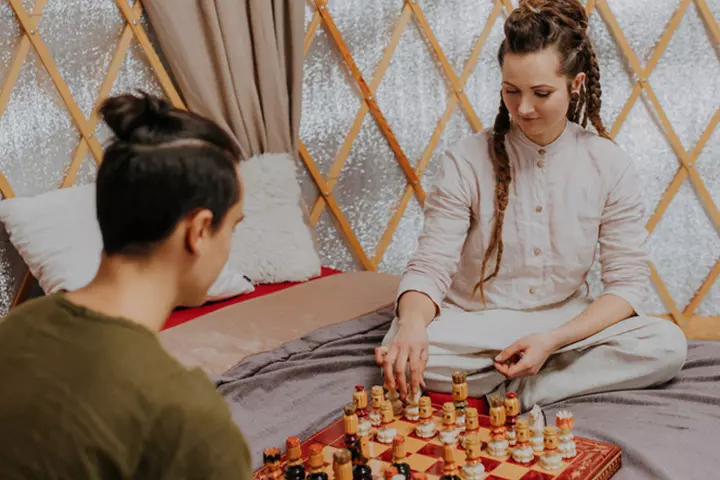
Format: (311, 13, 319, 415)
(230, 152, 321, 283)
(0, 184, 254, 303)
(0, 151, 322, 303)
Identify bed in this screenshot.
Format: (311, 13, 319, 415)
(204, 304, 720, 480)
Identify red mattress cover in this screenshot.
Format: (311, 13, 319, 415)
(162, 267, 341, 330)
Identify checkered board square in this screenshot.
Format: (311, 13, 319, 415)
(252, 402, 622, 480)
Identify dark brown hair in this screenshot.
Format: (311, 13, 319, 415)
(473, 0, 609, 303)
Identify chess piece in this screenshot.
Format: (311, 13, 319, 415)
(344, 404, 359, 448)
(263, 448, 283, 480)
(511, 419, 534, 464)
(439, 402, 459, 445)
(504, 392, 520, 446)
(376, 400, 397, 444)
(487, 395, 509, 457)
(383, 466, 405, 480)
(391, 435, 411, 479)
(439, 443, 462, 480)
(387, 387, 404, 417)
(334, 449, 354, 480)
(284, 437, 306, 480)
(413, 474, 426, 480)
(539, 426, 563, 470)
(351, 436, 372, 480)
(404, 389, 421, 421)
(461, 433, 485, 480)
(353, 385, 369, 419)
(451, 372, 468, 429)
(415, 396, 437, 439)
(307, 444, 328, 480)
(369, 386, 385, 427)
(556, 410, 577, 459)
(528, 404, 546, 453)
(460, 407, 480, 449)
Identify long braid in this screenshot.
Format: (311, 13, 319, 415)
(584, 45, 610, 139)
(473, 97, 512, 305)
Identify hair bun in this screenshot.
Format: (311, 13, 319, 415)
(99, 90, 171, 141)
(521, 0, 588, 32)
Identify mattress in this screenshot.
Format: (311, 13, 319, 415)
(158, 271, 401, 376)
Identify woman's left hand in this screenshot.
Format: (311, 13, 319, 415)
(493, 332, 559, 379)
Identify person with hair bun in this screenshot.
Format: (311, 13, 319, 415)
(0, 91, 252, 478)
(377, 0, 687, 409)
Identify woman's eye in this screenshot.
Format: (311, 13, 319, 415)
(535, 91, 551, 97)
(505, 89, 519, 95)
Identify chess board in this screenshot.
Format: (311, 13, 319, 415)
(252, 401, 621, 480)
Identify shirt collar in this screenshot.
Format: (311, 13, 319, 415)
(507, 120, 576, 157)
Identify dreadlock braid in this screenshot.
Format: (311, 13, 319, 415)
(473, 97, 512, 305)
(585, 46, 610, 139)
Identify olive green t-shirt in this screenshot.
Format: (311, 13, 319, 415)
(0, 293, 252, 480)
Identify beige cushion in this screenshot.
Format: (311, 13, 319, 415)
(159, 271, 400, 376)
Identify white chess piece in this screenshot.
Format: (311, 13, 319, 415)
(529, 404, 545, 453)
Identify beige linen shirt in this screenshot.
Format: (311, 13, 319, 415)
(398, 120, 650, 316)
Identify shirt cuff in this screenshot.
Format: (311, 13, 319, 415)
(395, 274, 446, 319)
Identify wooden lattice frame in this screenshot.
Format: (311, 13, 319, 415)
(1, 0, 185, 307)
(301, 0, 720, 330)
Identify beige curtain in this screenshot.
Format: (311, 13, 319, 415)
(143, 0, 305, 160)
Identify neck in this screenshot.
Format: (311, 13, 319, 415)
(521, 119, 567, 146)
(64, 253, 179, 332)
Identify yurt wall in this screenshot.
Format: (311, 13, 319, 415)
(1, 1, 718, 338)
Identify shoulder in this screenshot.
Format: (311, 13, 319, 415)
(445, 128, 494, 170)
(574, 126, 636, 178)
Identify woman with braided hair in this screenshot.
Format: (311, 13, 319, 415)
(376, 0, 687, 410)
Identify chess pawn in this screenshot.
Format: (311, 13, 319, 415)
(383, 466, 405, 480)
(369, 386, 385, 427)
(351, 436, 372, 480)
(353, 385, 369, 420)
(439, 443, 462, 480)
(487, 396, 509, 457)
(461, 433, 485, 480)
(307, 444, 328, 480)
(439, 402, 459, 445)
(391, 436, 411, 479)
(511, 419, 534, 464)
(414, 396, 437, 439)
(333, 449, 354, 480)
(459, 407, 480, 449)
(344, 404, 359, 449)
(556, 410, 577, 459)
(263, 447, 283, 480)
(528, 404, 546, 453)
(386, 387, 404, 417)
(404, 389, 421, 421)
(375, 400, 398, 444)
(285, 437, 306, 480)
(539, 426, 563, 471)
(451, 372, 468, 429)
(504, 392, 520, 446)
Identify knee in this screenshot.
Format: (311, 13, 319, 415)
(642, 317, 688, 376)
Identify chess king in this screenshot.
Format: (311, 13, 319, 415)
(556, 410, 577, 459)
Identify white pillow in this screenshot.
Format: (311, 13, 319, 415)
(229, 152, 322, 283)
(0, 183, 254, 303)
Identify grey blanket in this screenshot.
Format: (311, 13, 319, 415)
(216, 308, 720, 479)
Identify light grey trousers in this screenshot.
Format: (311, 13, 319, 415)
(381, 297, 688, 411)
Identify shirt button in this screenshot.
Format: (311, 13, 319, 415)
(533, 248, 541, 256)
(529, 288, 535, 294)
(536, 205, 542, 213)
(537, 160, 545, 168)
(538, 149, 546, 155)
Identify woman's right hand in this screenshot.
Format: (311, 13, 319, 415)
(375, 318, 429, 400)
